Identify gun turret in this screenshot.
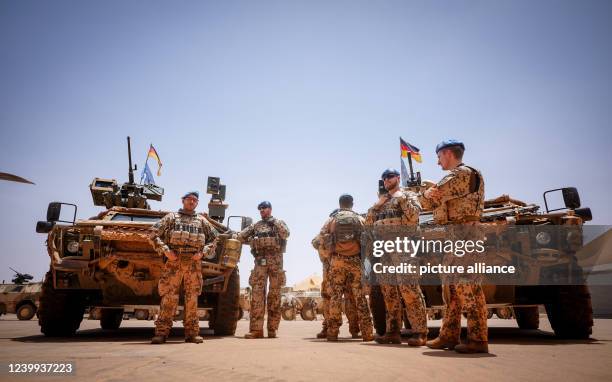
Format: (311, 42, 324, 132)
(207, 176, 229, 223)
(89, 137, 164, 209)
(9, 267, 33, 285)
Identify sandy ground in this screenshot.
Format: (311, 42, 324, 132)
(0, 314, 611, 382)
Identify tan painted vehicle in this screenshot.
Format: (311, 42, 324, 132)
(35, 138, 250, 337)
(368, 186, 596, 339)
(0, 281, 42, 320)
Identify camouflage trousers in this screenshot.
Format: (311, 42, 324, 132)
(439, 284, 488, 342)
(155, 257, 203, 338)
(321, 261, 359, 335)
(327, 255, 373, 338)
(380, 284, 428, 335)
(249, 254, 286, 332)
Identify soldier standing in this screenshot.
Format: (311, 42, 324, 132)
(321, 194, 373, 341)
(237, 201, 290, 339)
(313, 196, 365, 340)
(149, 191, 218, 344)
(419, 139, 489, 354)
(366, 169, 428, 346)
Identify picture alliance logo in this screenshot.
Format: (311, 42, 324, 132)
(371, 236, 487, 258)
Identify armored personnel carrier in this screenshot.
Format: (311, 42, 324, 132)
(0, 268, 41, 320)
(35, 137, 250, 336)
(368, 186, 596, 339)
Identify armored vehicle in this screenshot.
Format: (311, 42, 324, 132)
(35, 137, 251, 336)
(368, 186, 596, 339)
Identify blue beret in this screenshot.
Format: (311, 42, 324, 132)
(435, 139, 465, 154)
(182, 191, 199, 199)
(381, 168, 400, 179)
(258, 201, 272, 209)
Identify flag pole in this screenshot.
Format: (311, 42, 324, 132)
(140, 144, 152, 185)
(407, 152, 415, 183)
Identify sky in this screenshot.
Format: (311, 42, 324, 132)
(1, 0, 611, 286)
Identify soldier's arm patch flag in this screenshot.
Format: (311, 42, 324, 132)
(148, 145, 163, 176)
(400, 137, 422, 163)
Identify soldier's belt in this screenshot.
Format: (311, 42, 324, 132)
(172, 248, 200, 254)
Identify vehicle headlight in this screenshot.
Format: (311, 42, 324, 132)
(66, 241, 80, 253)
(535, 231, 551, 246)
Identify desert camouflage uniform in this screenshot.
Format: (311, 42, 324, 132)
(237, 217, 289, 333)
(319, 210, 373, 339)
(149, 209, 217, 338)
(366, 191, 428, 337)
(313, 232, 360, 336)
(419, 163, 487, 342)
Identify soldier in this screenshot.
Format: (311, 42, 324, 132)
(419, 139, 489, 354)
(149, 191, 218, 344)
(366, 169, 428, 346)
(318, 194, 374, 342)
(237, 201, 290, 339)
(312, 199, 362, 340)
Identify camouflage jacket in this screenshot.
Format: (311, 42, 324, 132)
(419, 163, 485, 224)
(149, 209, 218, 257)
(365, 190, 421, 225)
(237, 216, 290, 254)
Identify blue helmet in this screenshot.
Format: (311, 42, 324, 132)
(381, 168, 400, 180)
(435, 139, 465, 154)
(182, 191, 199, 200)
(258, 201, 272, 209)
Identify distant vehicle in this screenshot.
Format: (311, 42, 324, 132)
(0, 282, 42, 320)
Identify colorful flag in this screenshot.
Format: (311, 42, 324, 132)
(400, 137, 422, 163)
(147, 145, 163, 176)
(140, 162, 156, 185)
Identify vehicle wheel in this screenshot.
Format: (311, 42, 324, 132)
(38, 271, 86, 336)
(369, 284, 386, 335)
(17, 303, 37, 320)
(514, 306, 540, 330)
(212, 268, 240, 336)
(281, 306, 296, 321)
(134, 309, 149, 320)
(300, 307, 316, 321)
(100, 308, 123, 330)
(545, 285, 593, 339)
(496, 307, 513, 319)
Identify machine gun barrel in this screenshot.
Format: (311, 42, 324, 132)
(127, 136, 135, 184)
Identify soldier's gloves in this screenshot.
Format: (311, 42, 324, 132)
(192, 252, 204, 261)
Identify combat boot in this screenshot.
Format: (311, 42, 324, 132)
(454, 340, 489, 354)
(244, 331, 264, 339)
(374, 331, 401, 344)
(316, 330, 328, 339)
(151, 335, 166, 344)
(268, 330, 277, 338)
(362, 333, 374, 342)
(426, 336, 459, 350)
(407, 333, 427, 347)
(185, 336, 204, 344)
(351, 332, 361, 339)
(326, 335, 338, 342)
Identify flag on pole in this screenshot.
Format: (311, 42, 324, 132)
(400, 138, 422, 163)
(140, 162, 156, 185)
(147, 145, 163, 176)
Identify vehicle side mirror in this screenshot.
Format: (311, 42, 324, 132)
(46, 202, 77, 224)
(562, 187, 581, 209)
(241, 217, 253, 230)
(47, 202, 62, 222)
(36, 221, 55, 233)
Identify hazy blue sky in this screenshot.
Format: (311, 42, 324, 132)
(1, 0, 611, 286)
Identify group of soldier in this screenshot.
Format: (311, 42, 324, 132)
(147, 138, 489, 354)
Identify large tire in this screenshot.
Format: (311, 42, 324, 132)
(100, 308, 124, 330)
(545, 285, 593, 339)
(38, 271, 85, 336)
(17, 303, 37, 321)
(369, 284, 386, 335)
(212, 268, 240, 336)
(514, 306, 540, 330)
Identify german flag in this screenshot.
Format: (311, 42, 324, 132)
(148, 145, 163, 176)
(400, 137, 422, 163)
